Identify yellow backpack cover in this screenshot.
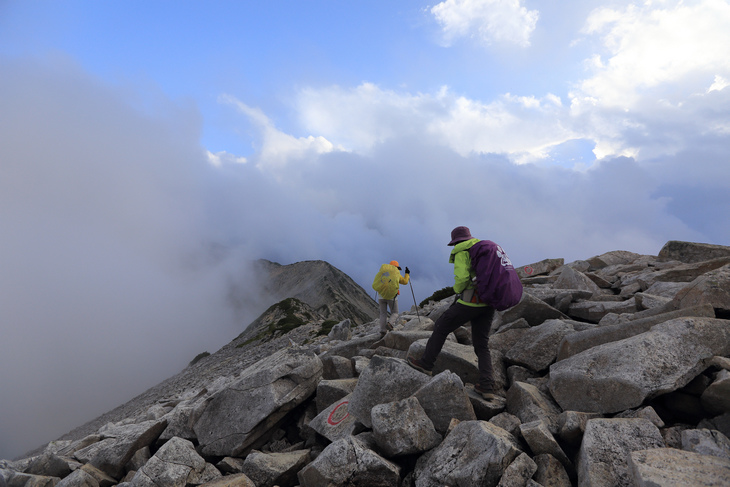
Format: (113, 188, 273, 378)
(372, 264, 400, 300)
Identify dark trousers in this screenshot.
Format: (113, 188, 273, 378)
(421, 301, 496, 390)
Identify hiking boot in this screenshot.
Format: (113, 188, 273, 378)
(474, 383, 501, 401)
(407, 356, 432, 376)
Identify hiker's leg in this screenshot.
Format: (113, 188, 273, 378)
(378, 299, 389, 332)
(421, 302, 474, 369)
(471, 307, 497, 391)
(390, 297, 399, 324)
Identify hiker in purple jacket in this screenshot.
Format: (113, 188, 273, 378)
(407, 226, 504, 400)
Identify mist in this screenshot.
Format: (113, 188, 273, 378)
(2, 54, 728, 460)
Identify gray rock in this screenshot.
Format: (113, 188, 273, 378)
(650, 256, 730, 284)
(702, 370, 730, 416)
(414, 371, 476, 435)
(587, 250, 643, 270)
(55, 470, 98, 487)
(414, 420, 521, 487)
(635, 292, 672, 310)
(629, 447, 730, 486)
(320, 354, 354, 379)
(124, 447, 150, 474)
(506, 382, 562, 434)
(23, 454, 71, 479)
(297, 437, 400, 487)
(196, 474, 255, 487)
(4, 472, 60, 487)
(644, 280, 689, 299)
(489, 412, 522, 440)
(381, 330, 453, 351)
(348, 355, 430, 428)
(675, 263, 730, 314)
(327, 318, 352, 341)
(658, 240, 730, 264)
(556, 304, 715, 360)
(681, 428, 730, 460)
(308, 394, 363, 442)
(408, 339, 480, 385)
(130, 437, 217, 487)
(566, 298, 637, 323)
(74, 419, 167, 479)
(557, 410, 601, 446)
(515, 258, 564, 278)
(578, 418, 664, 487)
(468, 387, 507, 420)
(78, 465, 115, 487)
(214, 458, 245, 475)
(371, 397, 442, 457)
(499, 292, 568, 327)
(505, 320, 576, 372)
(240, 449, 310, 487)
(496, 452, 537, 487)
(519, 420, 571, 468)
(553, 265, 601, 295)
(533, 454, 572, 487)
(549, 317, 730, 414)
(194, 347, 322, 457)
(315, 378, 358, 414)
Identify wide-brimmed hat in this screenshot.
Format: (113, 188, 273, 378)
(448, 226, 472, 246)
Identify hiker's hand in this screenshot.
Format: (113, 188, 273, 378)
(405, 267, 410, 274)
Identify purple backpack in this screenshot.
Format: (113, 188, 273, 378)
(468, 240, 523, 311)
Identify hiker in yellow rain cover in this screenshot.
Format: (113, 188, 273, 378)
(372, 260, 410, 336)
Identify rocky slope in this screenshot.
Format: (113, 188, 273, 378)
(2, 240, 730, 487)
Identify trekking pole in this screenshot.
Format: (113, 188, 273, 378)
(408, 278, 421, 324)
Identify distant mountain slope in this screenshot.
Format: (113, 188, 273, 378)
(253, 259, 378, 325)
(29, 259, 378, 456)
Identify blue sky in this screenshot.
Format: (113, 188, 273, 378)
(2, 0, 730, 459)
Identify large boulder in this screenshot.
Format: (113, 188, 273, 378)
(194, 347, 322, 457)
(553, 266, 601, 295)
(407, 339, 480, 385)
(675, 263, 730, 314)
(308, 395, 363, 443)
(658, 240, 730, 264)
(548, 317, 730, 414)
(413, 371, 476, 435)
(74, 419, 168, 479)
(556, 304, 715, 360)
(240, 450, 310, 487)
(371, 397, 442, 457)
(130, 437, 220, 487)
(499, 293, 568, 327)
(515, 258, 564, 278)
(629, 447, 730, 486)
(413, 420, 521, 487)
(505, 320, 576, 372)
(506, 381, 562, 434)
(297, 437, 400, 487)
(681, 428, 730, 460)
(578, 418, 664, 487)
(348, 355, 431, 428)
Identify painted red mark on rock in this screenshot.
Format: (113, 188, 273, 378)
(327, 400, 349, 425)
(524, 266, 534, 275)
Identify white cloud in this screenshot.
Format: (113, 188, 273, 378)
(296, 83, 574, 163)
(569, 0, 730, 160)
(575, 0, 730, 108)
(430, 0, 539, 48)
(206, 150, 247, 167)
(220, 94, 338, 177)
